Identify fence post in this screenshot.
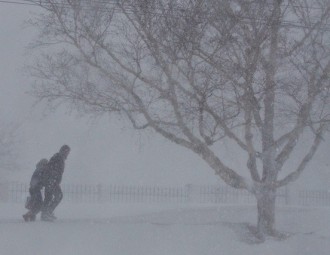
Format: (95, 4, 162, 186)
(185, 184, 192, 203)
(97, 183, 103, 203)
(185, 184, 200, 203)
(0, 183, 9, 202)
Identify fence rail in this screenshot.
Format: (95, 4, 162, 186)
(0, 182, 329, 207)
(299, 189, 330, 207)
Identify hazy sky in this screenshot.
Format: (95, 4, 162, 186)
(0, 3, 329, 188)
(0, 3, 220, 186)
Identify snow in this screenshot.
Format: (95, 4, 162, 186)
(0, 203, 329, 255)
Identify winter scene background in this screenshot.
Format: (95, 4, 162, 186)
(1, 1, 330, 255)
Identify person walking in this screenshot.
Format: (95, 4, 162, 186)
(23, 158, 49, 222)
(41, 144, 70, 221)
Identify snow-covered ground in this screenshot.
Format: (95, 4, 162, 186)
(0, 203, 329, 255)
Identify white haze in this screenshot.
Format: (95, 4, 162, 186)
(0, 5, 217, 186)
(1, 203, 330, 255)
(1, 3, 330, 190)
(0, 3, 330, 255)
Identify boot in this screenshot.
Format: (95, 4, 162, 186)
(22, 213, 29, 222)
(49, 212, 57, 220)
(23, 211, 36, 222)
(41, 212, 54, 222)
(30, 214, 36, 221)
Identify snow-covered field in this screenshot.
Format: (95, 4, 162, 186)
(0, 203, 329, 255)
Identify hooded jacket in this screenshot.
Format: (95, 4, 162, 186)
(30, 159, 48, 188)
(45, 152, 66, 186)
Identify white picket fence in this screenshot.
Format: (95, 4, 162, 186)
(0, 182, 329, 207)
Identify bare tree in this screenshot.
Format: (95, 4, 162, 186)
(28, 0, 330, 238)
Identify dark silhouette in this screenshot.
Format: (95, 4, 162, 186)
(23, 158, 49, 222)
(41, 145, 70, 221)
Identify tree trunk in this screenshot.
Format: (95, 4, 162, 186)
(256, 187, 276, 236)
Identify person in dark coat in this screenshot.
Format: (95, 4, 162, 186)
(41, 144, 70, 221)
(23, 158, 49, 222)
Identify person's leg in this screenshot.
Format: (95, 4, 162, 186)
(31, 188, 43, 216)
(48, 185, 63, 214)
(24, 187, 35, 210)
(23, 186, 41, 221)
(41, 184, 54, 217)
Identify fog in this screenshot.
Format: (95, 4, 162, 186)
(0, 4, 219, 186)
(1, 3, 330, 254)
(0, 203, 328, 255)
(1, 3, 329, 189)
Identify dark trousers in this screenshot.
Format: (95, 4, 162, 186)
(43, 184, 63, 214)
(28, 185, 43, 215)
